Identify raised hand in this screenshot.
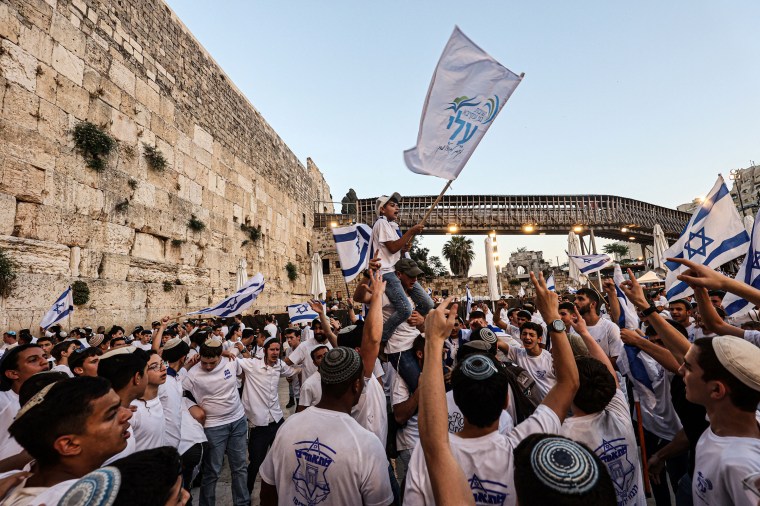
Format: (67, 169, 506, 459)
(368, 254, 381, 271)
(529, 271, 560, 322)
(424, 297, 458, 341)
(308, 299, 325, 314)
(666, 257, 729, 291)
(619, 268, 650, 309)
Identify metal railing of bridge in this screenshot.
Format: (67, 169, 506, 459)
(314, 194, 689, 242)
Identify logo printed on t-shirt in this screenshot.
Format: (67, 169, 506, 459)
(292, 438, 335, 505)
(468, 474, 508, 505)
(695, 471, 713, 500)
(224, 368, 232, 380)
(534, 370, 547, 379)
(595, 438, 636, 504)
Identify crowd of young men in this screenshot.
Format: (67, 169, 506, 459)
(1, 226, 760, 504)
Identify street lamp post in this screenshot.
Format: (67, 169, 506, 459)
(730, 168, 745, 215)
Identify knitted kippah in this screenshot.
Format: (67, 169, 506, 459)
(530, 437, 599, 494)
(320, 347, 362, 384)
(459, 354, 498, 381)
(57, 466, 121, 506)
(203, 338, 223, 348)
(263, 336, 278, 347)
(162, 337, 182, 351)
(473, 327, 497, 346)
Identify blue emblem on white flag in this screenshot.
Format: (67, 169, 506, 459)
(332, 223, 372, 283)
(39, 286, 74, 329)
(187, 273, 265, 317)
(664, 176, 749, 301)
(567, 253, 613, 275)
(546, 273, 556, 292)
(287, 302, 320, 325)
(723, 211, 760, 316)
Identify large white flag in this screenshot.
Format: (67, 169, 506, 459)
(404, 26, 523, 180)
(40, 286, 74, 329)
(187, 273, 265, 317)
(567, 253, 613, 276)
(287, 302, 320, 325)
(613, 264, 640, 330)
(664, 176, 749, 301)
(332, 224, 372, 283)
(723, 211, 760, 316)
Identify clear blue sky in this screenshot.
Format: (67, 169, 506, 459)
(166, 1, 760, 274)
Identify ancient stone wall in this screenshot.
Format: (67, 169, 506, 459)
(0, 0, 333, 330)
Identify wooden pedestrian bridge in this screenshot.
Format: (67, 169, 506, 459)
(314, 194, 690, 243)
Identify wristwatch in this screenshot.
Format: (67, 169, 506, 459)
(548, 319, 567, 333)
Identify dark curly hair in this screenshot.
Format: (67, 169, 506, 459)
(573, 356, 616, 414)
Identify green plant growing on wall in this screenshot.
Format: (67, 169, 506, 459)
(163, 280, 174, 292)
(171, 239, 184, 247)
(241, 223, 262, 243)
(187, 215, 205, 232)
(286, 262, 298, 282)
(115, 199, 129, 213)
(143, 143, 167, 172)
(72, 280, 90, 305)
(0, 248, 17, 298)
(72, 121, 115, 172)
(128, 178, 138, 190)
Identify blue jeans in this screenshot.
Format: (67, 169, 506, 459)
(381, 273, 434, 343)
(386, 349, 421, 394)
(200, 416, 250, 506)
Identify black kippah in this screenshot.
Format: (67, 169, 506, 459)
(320, 348, 362, 384)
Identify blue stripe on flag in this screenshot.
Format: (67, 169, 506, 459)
(625, 345, 654, 392)
(693, 183, 729, 225)
(580, 258, 610, 273)
(702, 231, 751, 265)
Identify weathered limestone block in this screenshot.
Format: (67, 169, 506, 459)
(0, 155, 46, 204)
(108, 58, 135, 96)
(77, 247, 102, 278)
(69, 246, 81, 277)
(103, 222, 135, 255)
(87, 279, 147, 311)
(50, 11, 85, 58)
(1, 39, 37, 92)
(131, 231, 164, 262)
(193, 125, 213, 153)
(0, 235, 70, 276)
(0, 194, 16, 236)
(38, 98, 69, 142)
(1, 82, 39, 131)
(0, 2, 21, 43)
(58, 212, 95, 247)
(135, 77, 159, 112)
(110, 109, 137, 143)
(55, 73, 88, 120)
(98, 252, 130, 280)
(52, 42, 84, 85)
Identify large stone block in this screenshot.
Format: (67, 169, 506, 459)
(1, 39, 38, 93)
(54, 73, 88, 120)
(109, 58, 135, 96)
(0, 155, 46, 204)
(103, 222, 134, 255)
(1, 82, 39, 131)
(0, 194, 16, 236)
(110, 109, 136, 143)
(52, 42, 84, 85)
(131, 231, 164, 262)
(98, 252, 130, 280)
(50, 11, 85, 58)
(0, 2, 21, 43)
(0, 235, 70, 276)
(193, 125, 213, 153)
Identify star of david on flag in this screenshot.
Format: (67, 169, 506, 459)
(332, 223, 372, 283)
(39, 286, 74, 329)
(722, 210, 760, 317)
(187, 273, 265, 317)
(287, 302, 321, 324)
(567, 253, 613, 275)
(664, 176, 749, 301)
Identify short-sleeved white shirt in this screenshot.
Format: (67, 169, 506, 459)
(382, 293, 420, 354)
(131, 397, 166, 451)
(178, 397, 207, 455)
(239, 357, 297, 427)
(743, 329, 760, 348)
(560, 390, 646, 506)
(405, 405, 561, 505)
(259, 407, 393, 506)
(631, 353, 682, 441)
(264, 323, 278, 339)
(181, 359, 245, 428)
(507, 347, 556, 400)
(372, 216, 402, 274)
(586, 318, 624, 359)
(446, 390, 513, 435)
(692, 427, 760, 506)
(392, 373, 418, 452)
(158, 372, 184, 449)
(286, 337, 332, 382)
(0, 390, 22, 461)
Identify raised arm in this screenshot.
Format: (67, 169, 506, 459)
(347, 298, 359, 324)
(309, 299, 338, 348)
(360, 271, 386, 378)
(602, 278, 621, 326)
(384, 223, 424, 254)
(153, 315, 171, 354)
(570, 306, 619, 387)
(692, 285, 743, 337)
(620, 328, 681, 374)
(492, 299, 509, 331)
(620, 268, 691, 364)
(419, 297, 474, 506)
(668, 256, 760, 307)
(531, 272, 580, 422)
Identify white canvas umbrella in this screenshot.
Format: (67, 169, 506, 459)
(236, 258, 248, 291)
(567, 231, 584, 283)
(652, 224, 669, 274)
(484, 237, 500, 300)
(310, 253, 326, 300)
(637, 270, 664, 284)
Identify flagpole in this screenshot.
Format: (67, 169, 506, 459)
(420, 180, 453, 226)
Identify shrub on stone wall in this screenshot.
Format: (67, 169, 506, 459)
(143, 143, 167, 172)
(72, 281, 90, 305)
(72, 121, 115, 172)
(241, 223, 262, 243)
(0, 248, 17, 298)
(286, 262, 298, 282)
(187, 215, 205, 232)
(163, 280, 174, 292)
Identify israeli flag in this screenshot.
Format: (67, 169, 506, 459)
(613, 264, 640, 330)
(465, 285, 474, 315)
(546, 273, 556, 292)
(664, 176, 750, 301)
(567, 286, 577, 294)
(568, 253, 613, 275)
(723, 211, 760, 316)
(403, 26, 523, 181)
(187, 273, 265, 317)
(287, 302, 320, 325)
(40, 286, 74, 329)
(332, 223, 372, 283)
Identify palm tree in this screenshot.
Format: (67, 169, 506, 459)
(442, 236, 475, 277)
(602, 242, 630, 261)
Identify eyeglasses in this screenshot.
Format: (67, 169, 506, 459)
(147, 362, 167, 371)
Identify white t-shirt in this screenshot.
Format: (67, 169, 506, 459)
(560, 390, 646, 506)
(631, 353, 682, 441)
(286, 336, 332, 382)
(382, 293, 420, 354)
(0, 473, 76, 506)
(264, 323, 278, 339)
(299, 372, 322, 408)
(181, 359, 245, 428)
(446, 390, 513, 435)
(158, 372, 184, 448)
(50, 364, 74, 377)
(507, 347, 556, 400)
(586, 317, 624, 359)
(692, 426, 760, 506)
(405, 405, 561, 506)
(392, 373, 418, 452)
(131, 397, 166, 451)
(372, 216, 402, 274)
(178, 397, 207, 455)
(0, 390, 22, 461)
(259, 407, 393, 506)
(743, 329, 760, 348)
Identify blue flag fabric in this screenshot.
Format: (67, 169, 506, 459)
(723, 210, 760, 316)
(664, 176, 749, 301)
(287, 302, 320, 324)
(567, 253, 613, 275)
(39, 286, 74, 329)
(333, 224, 372, 283)
(546, 273, 556, 292)
(187, 273, 265, 317)
(624, 345, 654, 392)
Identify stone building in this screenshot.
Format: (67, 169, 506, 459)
(728, 165, 760, 216)
(0, 0, 333, 330)
(503, 250, 550, 280)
